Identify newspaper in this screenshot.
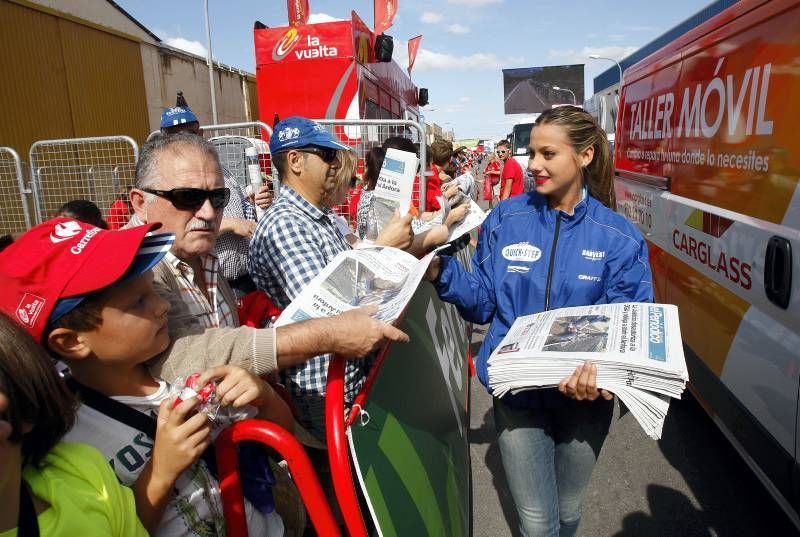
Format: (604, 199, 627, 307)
(275, 246, 437, 326)
(411, 198, 487, 243)
(369, 148, 419, 238)
(488, 303, 688, 439)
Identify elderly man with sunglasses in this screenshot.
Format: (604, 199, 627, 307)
(126, 131, 408, 391)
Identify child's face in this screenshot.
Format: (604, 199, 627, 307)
(80, 272, 171, 365)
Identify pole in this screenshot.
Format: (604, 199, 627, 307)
(204, 0, 218, 124)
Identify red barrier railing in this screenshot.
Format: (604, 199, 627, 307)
(326, 354, 369, 537)
(215, 419, 342, 537)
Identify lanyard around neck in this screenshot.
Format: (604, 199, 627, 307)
(18, 480, 39, 537)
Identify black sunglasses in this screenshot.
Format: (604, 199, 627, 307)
(297, 146, 339, 164)
(143, 187, 230, 210)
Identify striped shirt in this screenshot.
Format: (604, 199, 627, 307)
(164, 251, 236, 329)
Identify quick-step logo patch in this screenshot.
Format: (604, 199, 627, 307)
(502, 242, 541, 262)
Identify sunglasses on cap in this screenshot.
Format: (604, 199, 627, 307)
(297, 146, 339, 164)
(143, 187, 230, 211)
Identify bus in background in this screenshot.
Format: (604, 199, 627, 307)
(254, 12, 423, 219)
(508, 116, 538, 191)
(254, 11, 421, 134)
(614, 0, 800, 524)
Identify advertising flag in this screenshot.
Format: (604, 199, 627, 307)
(407, 35, 422, 75)
(287, 0, 310, 27)
(374, 0, 397, 36)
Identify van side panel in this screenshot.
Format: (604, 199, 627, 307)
(616, 0, 800, 517)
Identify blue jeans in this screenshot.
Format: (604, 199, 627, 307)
(493, 395, 613, 537)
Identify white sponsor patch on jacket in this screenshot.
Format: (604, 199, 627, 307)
(578, 274, 602, 282)
(582, 249, 606, 261)
(502, 242, 542, 262)
(507, 265, 530, 273)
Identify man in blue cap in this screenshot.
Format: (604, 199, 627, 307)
(250, 117, 367, 438)
(160, 91, 201, 134)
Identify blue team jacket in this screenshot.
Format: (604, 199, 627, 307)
(435, 191, 653, 407)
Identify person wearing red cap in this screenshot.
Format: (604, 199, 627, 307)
(125, 132, 408, 384)
(0, 217, 295, 536)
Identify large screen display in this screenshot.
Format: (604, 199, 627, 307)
(503, 64, 585, 114)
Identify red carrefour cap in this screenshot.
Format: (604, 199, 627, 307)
(0, 217, 174, 342)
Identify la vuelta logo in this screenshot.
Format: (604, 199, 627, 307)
(272, 28, 301, 61)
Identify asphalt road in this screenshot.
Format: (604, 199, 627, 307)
(467, 165, 798, 536)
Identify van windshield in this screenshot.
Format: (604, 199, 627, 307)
(512, 123, 534, 155)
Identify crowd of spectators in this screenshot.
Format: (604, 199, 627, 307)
(0, 95, 486, 536)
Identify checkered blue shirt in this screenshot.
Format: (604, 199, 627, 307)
(249, 186, 371, 439)
(214, 172, 255, 281)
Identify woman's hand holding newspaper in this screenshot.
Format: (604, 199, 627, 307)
(558, 361, 614, 401)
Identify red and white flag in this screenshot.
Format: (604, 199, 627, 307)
(287, 0, 310, 27)
(374, 0, 397, 36)
(407, 35, 422, 75)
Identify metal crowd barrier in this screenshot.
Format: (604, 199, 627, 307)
(28, 136, 139, 225)
(215, 419, 341, 537)
(0, 147, 32, 233)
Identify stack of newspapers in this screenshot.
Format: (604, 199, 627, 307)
(488, 303, 688, 439)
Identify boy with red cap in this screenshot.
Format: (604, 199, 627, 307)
(0, 218, 291, 537)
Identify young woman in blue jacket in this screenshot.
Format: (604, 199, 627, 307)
(429, 106, 653, 537)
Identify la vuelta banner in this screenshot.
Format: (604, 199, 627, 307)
(349, 283, 471, 537)
(407, 35, 422, 75)
(287, 0, 310, 27)
(374, 0, 397, 36)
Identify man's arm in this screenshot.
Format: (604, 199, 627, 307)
(275, 306, 408, 368)
(501, 178, 513, 200)
(149, 264, 407, 380)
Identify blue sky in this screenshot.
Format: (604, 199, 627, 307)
(117, 0, 709, 140)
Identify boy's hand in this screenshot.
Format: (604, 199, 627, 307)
(152, 397, 212, 483)
(198, 366, 295, 432)
(197, 365, 270, 409)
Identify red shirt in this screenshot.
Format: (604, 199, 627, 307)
(411, 169, 443, 212)
(484, 161, 501, 184)
(501, 157, 525, 198)
(107, 198, 130, 230)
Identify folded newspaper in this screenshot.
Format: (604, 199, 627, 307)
(274, 246, 437, 326)
(488, 303, 688, 439)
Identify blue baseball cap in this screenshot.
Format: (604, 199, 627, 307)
(269, 116, 351, 154)
(160, 106, 199, 129)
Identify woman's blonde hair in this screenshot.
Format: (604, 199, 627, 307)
(534, 106, 616, 208)
(333, 150, 358, 190)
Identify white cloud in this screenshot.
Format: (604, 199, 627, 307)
(446, 23, 471, 34)
(164, 37, 208, 57)
(397, 38, 521, 72)
(447, 0, 502, 5)
(415, 49, 522, 71)
(307, 13, 343, 24)
(607, 34, 626, 42)
(459, 96, 471, 103)
(420, 11, 443, 23)
(547, 45, 638, 65)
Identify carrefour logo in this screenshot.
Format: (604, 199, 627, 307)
(272, 28, 301, 61)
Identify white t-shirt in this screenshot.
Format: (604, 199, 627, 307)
(64, 380, 283, 537)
